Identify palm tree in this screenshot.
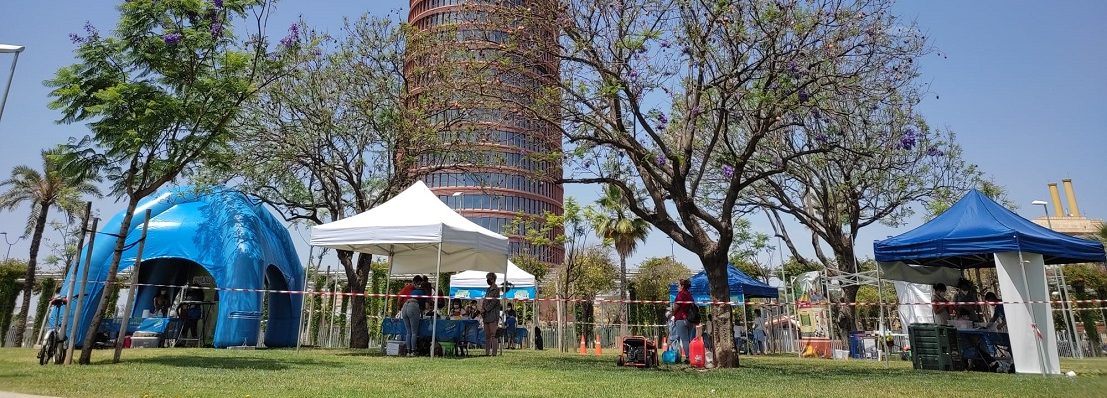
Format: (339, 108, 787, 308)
(592, 184, 650, 335)
(0, 147, 100, 346)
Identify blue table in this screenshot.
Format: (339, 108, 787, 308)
(382, 318, 480, 343)
(957, 329, 1009, 361)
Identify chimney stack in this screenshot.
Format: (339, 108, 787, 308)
(1062, 179, 1081, 217)
(1048, 183, 1066, 217)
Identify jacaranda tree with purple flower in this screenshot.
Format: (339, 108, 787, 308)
(46, 0, 291, 364)
(502, 0, 938, 367)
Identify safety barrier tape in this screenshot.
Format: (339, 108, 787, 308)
(63, 279, 1107, 307)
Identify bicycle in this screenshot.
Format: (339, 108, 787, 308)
(37, 297, 68, 365)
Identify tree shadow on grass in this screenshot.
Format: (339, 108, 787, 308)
(128, 354, 344, 370)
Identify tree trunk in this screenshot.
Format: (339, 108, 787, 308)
(79, 198, 138, 364)
(619, 253, 627, 336)
(344, 252, 372, 349)
(833, 248, 859, 332)
(703, 252, 737, 368)
(13, 201, 50, 347)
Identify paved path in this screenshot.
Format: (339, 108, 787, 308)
(0, 392, 60, 398)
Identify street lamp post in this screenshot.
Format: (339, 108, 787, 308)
(1, 232, 23, 261)
(451, 191, 464, 212)
(0, 44, 26, 124)
(1032, 200, 1082, 358)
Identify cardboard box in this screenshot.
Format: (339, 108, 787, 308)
(130, 336, 160, 348)
(386, 340, 406, 356)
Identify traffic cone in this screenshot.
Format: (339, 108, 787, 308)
(594, 334, 602, 356)
(579, 335, 587, 355)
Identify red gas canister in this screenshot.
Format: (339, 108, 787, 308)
(689, 336, 706, 368)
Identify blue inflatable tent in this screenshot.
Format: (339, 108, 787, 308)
(58, 186, 303, 348)
(669, 264, 779, 305)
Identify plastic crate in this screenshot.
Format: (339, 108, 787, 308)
(909, 324, 959, 357)
(913, 353, 964, 371)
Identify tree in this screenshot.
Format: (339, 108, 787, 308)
(630, 256, 691, 325)
(0, 259, 25, 346)
(47, 0, 288, 364)
(1064, 264, 1107, 354)
(0, 147, 100, 346)
(505, 0, 927, 367)
(754, 112, 985, 304)
(591, 184, 650, 334)
(207, 13, 466, 348)
(566, 245, 618, 342)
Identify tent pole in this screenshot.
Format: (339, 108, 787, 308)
(380, 246, 394, 352)
(113, 209, 151, 363)
(66, 217, 98, 365)
(431, 243, 442, 358)
(57, 202, 91, 363)
(876, 264, 888, 367)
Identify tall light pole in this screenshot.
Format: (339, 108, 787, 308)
(451, 191, 464, 212)
(0, 44, 26, 124)
(1032, 199, 1082, 357)
(1, 232, 23, 261)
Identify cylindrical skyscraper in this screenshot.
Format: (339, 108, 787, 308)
(407, 0, 563, 266)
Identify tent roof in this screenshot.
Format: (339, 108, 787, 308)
(670, 264, 779, 301)
(874, 190, 1105, 268)
(310, 181, 509, 274)
(450, 261, 535, 289)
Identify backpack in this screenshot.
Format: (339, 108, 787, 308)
(687, 307, 701, 324)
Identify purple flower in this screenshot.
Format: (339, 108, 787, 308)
(583, 160, 592, 168)
(68, 33, 83, 44)
(280, 23, 301, 49)
(213, 0, 223, 7)
(927, 146, 944, 157)
(691, 105, 703, 115)
(83, 21, 98, 37)
(815, 133, 829, 144)
(628, 69, 638, 79)
(722, 165, 734, 178)
(787, 60, 799, 77)
(900, 129, 917, 150)
(811, 109, 821, 120)
(210, 22, 224, 37)
(655, 153, 667, 167)
(163, 32, 183, 45)
(660, 39, 671, 48)
(798, 88, 809, 103)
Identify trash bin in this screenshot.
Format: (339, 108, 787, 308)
(849, 331, 866, 359)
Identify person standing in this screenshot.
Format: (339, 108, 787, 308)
(834, 297, 854, 348)
(672, 279, 695, 359)
(396, 275, 421, 315)
(752, 309, 767, 355)
(932, 283, 953, 325)
(481, 272, 502, 356)
(400, 277, 426, 356)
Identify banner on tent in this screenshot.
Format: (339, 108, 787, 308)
(797, 305, 829, 339)
(450, 287, 534, 300)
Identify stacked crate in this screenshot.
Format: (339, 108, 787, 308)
(908, 323, 963, 371)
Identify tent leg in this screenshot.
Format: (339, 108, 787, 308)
(1016, 252, 1049, 376)
(876, 265, 888, 367)
(296, 246, 315, 350)
(431, 243, 442, 358)
(380, 245, 394, 352)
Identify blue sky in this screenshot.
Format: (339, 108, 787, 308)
(0, 1, 1104, 274)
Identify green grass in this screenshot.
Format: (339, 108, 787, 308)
(0, 348, 1105, 397)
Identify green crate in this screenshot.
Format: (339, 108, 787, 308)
(913, 353, 964, 371)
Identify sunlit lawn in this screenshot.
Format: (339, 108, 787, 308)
(0, 347, 1105, 397)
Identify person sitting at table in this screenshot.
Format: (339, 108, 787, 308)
(153, 289, 171, 317)
(954, 278, 982, 322)
(983, 292, 1006, 331)
(450, 301, 464, 320)
(504, 304, 518, 349)
(400, 277, 427, 356)
(932, 283, 953, 325)
(465, 300, 480, 319)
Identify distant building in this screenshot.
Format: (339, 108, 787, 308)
(1031, 179, 1105, 237)
(406, 0, 564, 266)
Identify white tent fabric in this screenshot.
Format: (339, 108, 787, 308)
(310, 181, 509, 274)
(995, 252, 1060, 375)
(451, 261, 535, 289)
(892, 281, 934, 334)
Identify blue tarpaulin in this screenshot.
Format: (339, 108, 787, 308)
(56, 186, 303, 348)
(669, 264, 779, 305)
(874, 190, 1105, 268)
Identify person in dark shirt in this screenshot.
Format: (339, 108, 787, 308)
(504, 305, 518, 349)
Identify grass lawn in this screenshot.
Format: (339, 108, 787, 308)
(0, 348, 1105, 397)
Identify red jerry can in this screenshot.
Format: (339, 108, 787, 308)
(689, 336, 706, 368)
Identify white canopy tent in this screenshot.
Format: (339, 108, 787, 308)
(310, 181, 510, 357)
(450, 261, 536, 299)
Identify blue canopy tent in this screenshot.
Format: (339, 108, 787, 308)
(56, 187, 304, 348)
(873, 190, 1105, 375)
(669, 264, 779, 305)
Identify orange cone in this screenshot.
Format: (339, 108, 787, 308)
(662, 336, 669, 352)
(594, 334, 602, 356)
(579, 335, 587, 355)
